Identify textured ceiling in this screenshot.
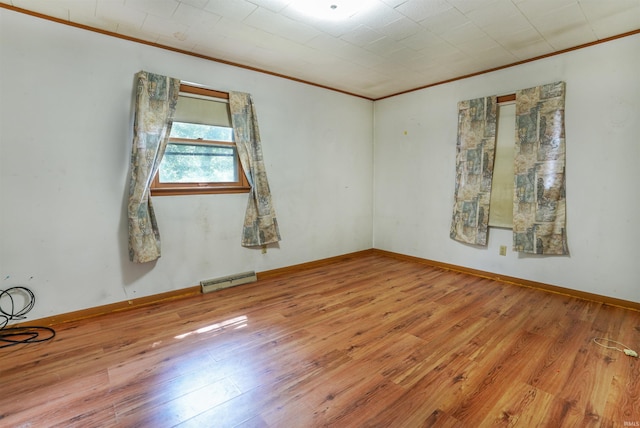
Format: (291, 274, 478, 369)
(2, 0, 639, 99)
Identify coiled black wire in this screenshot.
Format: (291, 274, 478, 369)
(0, 286, 55, 348)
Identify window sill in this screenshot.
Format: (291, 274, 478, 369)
(150, 185, 251, 196)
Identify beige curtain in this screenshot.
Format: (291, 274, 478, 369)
(127, 71, 180, 263)
(513, 81, 568, 255)
(450, 96, 498, 246)
(229, 92, 281, 247)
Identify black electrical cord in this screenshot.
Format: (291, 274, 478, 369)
(0, 286, 55, 349)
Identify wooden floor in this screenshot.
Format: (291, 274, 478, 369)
(1, 253, 639, 427)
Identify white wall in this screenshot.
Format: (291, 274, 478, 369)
(374, 34, 640, 304)
(0, 9, 373, 319)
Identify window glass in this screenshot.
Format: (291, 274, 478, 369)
(488, 103, 515, 228)
(159, 142, 237, 183)
(170, 122, 233, 141)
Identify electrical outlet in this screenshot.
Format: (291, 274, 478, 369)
(499, 245, 507, 256)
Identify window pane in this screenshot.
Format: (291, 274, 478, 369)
(488, 103, 515, 228)
(170, 122, 233, 141)
(159, 143, 238, 183)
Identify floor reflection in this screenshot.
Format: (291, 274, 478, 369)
(174, 315, 248, 340)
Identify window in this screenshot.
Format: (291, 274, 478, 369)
(488, 97, 516, 228)
(151, 84, 250, 196)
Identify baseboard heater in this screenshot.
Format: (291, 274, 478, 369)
(200, 271, 257, 294)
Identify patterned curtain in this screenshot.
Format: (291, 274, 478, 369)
(127, 71, 180, 263)
(513, 81, 568, 255)
(229, 92, 281, 247)
(450, 96, 498, 246)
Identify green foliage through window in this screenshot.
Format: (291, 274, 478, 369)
(170, 122, 233, 141)
(159, 143, 237, 183)
(158, 122, 237, 183)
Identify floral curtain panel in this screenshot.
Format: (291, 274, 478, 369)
(127, 71, 180, 263)
(513, 81, 568, 255)
(450, 96, 498, 246)
(229, 92, 281, 247)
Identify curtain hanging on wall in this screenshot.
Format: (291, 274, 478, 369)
(450, 96, 498, 246)
(127, 71, 180, 263)
(513, 81, 568, 255)
(229, 92, 281, 247)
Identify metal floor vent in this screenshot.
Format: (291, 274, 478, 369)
(200, 271, 257, 294)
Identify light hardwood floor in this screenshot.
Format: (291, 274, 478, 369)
(1, 252, 639, 427)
